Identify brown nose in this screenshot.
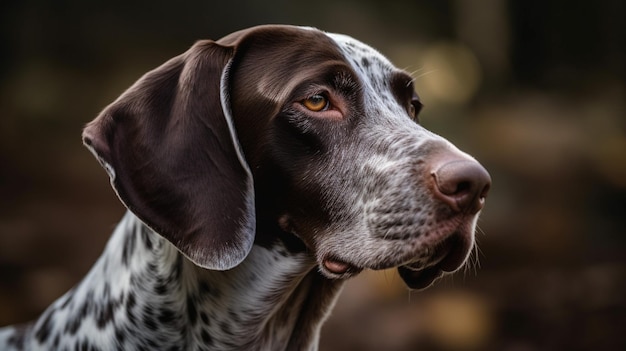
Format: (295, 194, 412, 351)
(432, 159, 491, 213)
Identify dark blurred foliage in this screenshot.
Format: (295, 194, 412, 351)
(0, 1, 624, 350)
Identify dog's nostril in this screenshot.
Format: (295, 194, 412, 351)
(432, 159, 491, 213)
(453, 181, 471, 194)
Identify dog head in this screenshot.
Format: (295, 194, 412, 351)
(83, 25, 490, 289)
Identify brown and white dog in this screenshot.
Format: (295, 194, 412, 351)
(0, 25, 490, 350)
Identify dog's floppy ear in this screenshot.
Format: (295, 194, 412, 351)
(82, 40, 254, 270)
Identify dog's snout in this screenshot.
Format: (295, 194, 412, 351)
(431, 158, 491, 213)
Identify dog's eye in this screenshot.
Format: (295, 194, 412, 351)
(409, 101, 422, 119)
(302, 94, 329, 112)
(409, 92, 422, 122)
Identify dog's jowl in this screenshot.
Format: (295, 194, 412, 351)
(0, 25, 490, 351)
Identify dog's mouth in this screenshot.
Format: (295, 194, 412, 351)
(396, 232, 470, 289)
(318, 225, 474, 289)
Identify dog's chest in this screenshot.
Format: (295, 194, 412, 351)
(0, 215, 318, 351)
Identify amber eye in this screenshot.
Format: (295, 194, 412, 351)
(409, 92, 422, 122)
(302, 94, 329, 112)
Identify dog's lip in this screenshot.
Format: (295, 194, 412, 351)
(427, 232, 467, 272)
(395, 250, 454, 290)
(323, 257, 351, 274)
(397, 265, 445, 290)
(396, 230, 472, 289)
(320, 256, 363, 278)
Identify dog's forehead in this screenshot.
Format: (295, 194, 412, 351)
(324, 32, 397, 85)
(324, 32, 411, 119)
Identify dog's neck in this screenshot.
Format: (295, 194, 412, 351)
(3, 212, 344, 351)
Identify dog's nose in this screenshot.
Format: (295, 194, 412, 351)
(431, 158, 491, 214)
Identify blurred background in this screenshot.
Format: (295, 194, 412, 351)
(0, 1, 624, 350)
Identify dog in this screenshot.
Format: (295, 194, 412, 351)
(0, 25, 491, 350)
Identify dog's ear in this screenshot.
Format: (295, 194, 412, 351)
(82, 40, 254, 270)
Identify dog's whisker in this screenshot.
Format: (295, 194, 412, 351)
(412, 68, 438, 80)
